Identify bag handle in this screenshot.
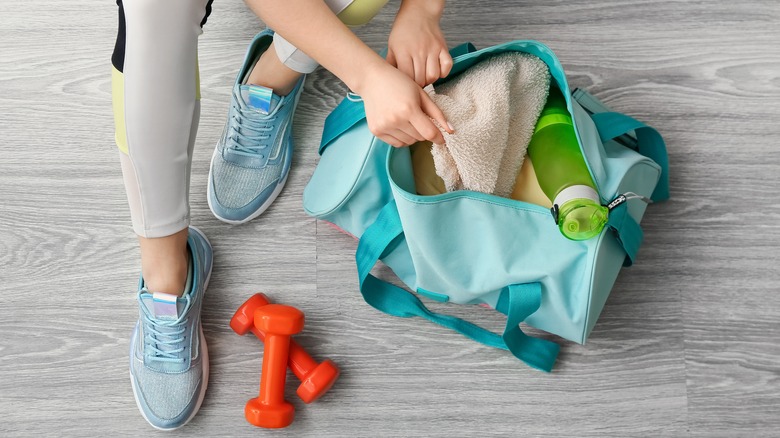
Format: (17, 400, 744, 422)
(319, 42, 479, 154)
(590, 112, 670, 202)
(607, 201, 643, 267)
(356, 200, 560, 372)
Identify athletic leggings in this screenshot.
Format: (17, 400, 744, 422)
(112, 0, 388, 238)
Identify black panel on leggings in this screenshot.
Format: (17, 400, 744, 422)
(202, 0, 214, 27)
(111, 0, 215, 73)
(111, 0, 126, 72)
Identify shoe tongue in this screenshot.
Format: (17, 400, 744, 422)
(144, 255, 193, 320)
(239, 84, 281, 114)
(140, 292, 188, 321)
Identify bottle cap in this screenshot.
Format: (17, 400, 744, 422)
(553, 185, 608, 240)
(557, 200, 609, 240)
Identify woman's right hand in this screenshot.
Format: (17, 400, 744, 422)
(354, 63, 453, 148)
(247, 0, 452, 147)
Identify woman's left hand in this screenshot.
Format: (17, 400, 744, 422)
(386, 0, 452, 87)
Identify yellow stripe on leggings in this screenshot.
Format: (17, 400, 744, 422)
(112, 57, 200, 155)
(337, 0, 389, 26)
(111, 66, 129, 155)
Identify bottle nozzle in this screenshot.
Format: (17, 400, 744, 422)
(557, 200, 609, 240)
(553, 185, 608, 241)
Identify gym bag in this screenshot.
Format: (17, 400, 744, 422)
(303, 40, 670, 372)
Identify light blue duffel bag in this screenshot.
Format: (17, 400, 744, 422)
(303, 40, 670, 372)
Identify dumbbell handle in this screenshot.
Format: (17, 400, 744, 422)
(249, 325, 318, 380)
(259, 333, 292, 406)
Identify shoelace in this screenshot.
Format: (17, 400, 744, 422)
(142, 294, 191, 364)
(144, 318, 188, 363)
(228, 103, 276, 159)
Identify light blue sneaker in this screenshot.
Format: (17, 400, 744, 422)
(129, 226, 213, 430)
(208, 29, 305, 224)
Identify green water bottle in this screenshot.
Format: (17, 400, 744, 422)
(527, 86, 609, 241)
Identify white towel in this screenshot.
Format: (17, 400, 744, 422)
(427, 52, 550, 197)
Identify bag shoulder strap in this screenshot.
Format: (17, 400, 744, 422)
(572, 90, 668, 264)
(356, 200, 560, 372)
(591, 111, 670, 202)
(607, 202, 643, 267)
(573, 88, 670, 202)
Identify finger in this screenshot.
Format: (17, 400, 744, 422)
(413, 56, 427, 87)
(426, 55, 441, 86)
(397, 122, 425, 143)
(390, 128, 419, 146)
(386, 48, 397, 67)
(411, 112, 445, 145)
(419, 90, 453, 134)
(439, 50, 454, 78)
(379, 133, 405, 148)
(396, 56, 415, 81)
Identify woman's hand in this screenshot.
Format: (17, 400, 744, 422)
(387, 0, 452, 87)
(248, 0, 453, 148)
(354, 63, 452, 148)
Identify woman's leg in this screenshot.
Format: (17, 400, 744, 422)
(112, 0, 212, 296)
(246, 0, 389, 94)
(206, 0, 389, 224)
(113, 0, 214, 430)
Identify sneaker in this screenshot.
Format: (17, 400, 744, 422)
(129, 226, 213, 430)
(208, 29, 305, 224)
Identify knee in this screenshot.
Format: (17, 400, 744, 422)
(122, 0, 208, 33)
(336, 0, 389, 26)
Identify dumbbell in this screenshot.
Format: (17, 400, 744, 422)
(245, 304, 304, 428)
(231, 294, 340, 403)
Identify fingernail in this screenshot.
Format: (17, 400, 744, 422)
(447, 122, 455, 132)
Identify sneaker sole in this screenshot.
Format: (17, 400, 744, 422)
(129, 226, 212, 431)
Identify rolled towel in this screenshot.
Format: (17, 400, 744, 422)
(427, 52, 551, 197)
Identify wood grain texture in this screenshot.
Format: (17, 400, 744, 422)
(1, 0, 778, 436)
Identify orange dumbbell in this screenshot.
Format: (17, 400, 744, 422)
(231, 294, 340, 403)
(245, 304, 304, 428)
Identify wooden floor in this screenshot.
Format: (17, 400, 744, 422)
(1, 0, 779, 436)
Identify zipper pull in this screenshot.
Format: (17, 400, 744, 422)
(606, 192, 652, 212)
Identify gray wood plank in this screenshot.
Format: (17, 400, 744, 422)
(1, 0, 778, 436)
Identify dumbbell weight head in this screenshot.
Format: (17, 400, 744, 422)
(255, 304, 305, 336)
(245, 398, 295, 429)
(297, 359, 340, 403)
(230, 293, 272, 336)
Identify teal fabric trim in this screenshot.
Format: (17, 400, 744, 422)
(449, 42, 477, 58)
(502, 283, 560, 371)
(495, 289, 510, 315)
(319, 98, 365, 154)
(417, 288, 449, 303)
(591, 112, 670, 202)
(606, 202, 643, 267)
(355, 201, 560, 372)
